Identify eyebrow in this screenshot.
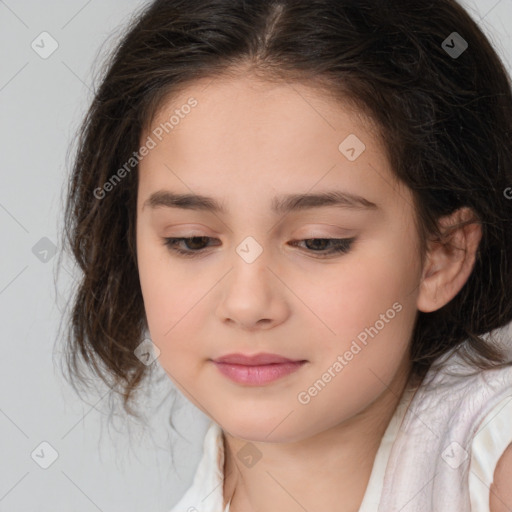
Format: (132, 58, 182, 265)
(143, 190, 379, 214)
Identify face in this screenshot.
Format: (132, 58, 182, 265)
(136, 74, 424, 443)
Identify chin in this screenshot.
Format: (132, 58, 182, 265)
(220, 415, 307, 444)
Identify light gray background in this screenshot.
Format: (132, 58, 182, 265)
(1, 1, 511, 511)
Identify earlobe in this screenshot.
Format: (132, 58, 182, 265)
(416, 207, 482, 313)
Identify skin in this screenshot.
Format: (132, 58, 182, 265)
(490, 442, 512, 512)
(136, 71, 482, 512)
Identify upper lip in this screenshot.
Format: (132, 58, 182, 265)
(212, 353, 305, 365)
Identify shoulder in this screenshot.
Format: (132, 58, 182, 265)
(406, 353, 512, 509)
(490, 442, 512, 512)
(469, 393, 512, 512)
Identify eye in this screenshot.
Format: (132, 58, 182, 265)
(163, 236, 219, 257)
(289, 237, 356, 257)
(163, 236, 356, 258)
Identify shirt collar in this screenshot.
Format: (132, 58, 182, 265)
(176, 386, 413, 512)
(172, 421, 230, 512)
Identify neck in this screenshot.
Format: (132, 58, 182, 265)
(222, 362, 414, 512)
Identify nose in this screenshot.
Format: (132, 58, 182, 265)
(215, 248, 290, 332)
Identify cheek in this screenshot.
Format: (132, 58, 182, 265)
(136, 232, 209, 372)
(137, 229, 177, 340)
(297, 252, 415, 340)
(295, 289, 414, 430)
(292, 244, 418, 402)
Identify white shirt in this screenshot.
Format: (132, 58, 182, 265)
(169, 347, 512, 512)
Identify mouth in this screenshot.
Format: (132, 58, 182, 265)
(211, 353, 307, 386)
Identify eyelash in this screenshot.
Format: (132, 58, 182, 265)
(162, 236, 356, 258)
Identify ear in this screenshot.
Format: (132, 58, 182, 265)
(416, 207, 482, 313)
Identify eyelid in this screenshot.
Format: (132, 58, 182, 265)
(297, 223, 358, 236)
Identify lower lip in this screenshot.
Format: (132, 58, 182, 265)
(213, 361, 306, 385)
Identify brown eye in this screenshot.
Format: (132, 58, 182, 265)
(163, 236, 219, 257)
(289, 238, 356, 257)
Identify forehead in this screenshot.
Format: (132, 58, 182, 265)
(147, 74, 378, 152)
(138, 75, 412, 218)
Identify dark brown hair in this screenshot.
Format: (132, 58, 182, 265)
(59, 0, 512, 422)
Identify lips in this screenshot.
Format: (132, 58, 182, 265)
(211, 353, 307, 385)
(212, 352, 304, 365)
